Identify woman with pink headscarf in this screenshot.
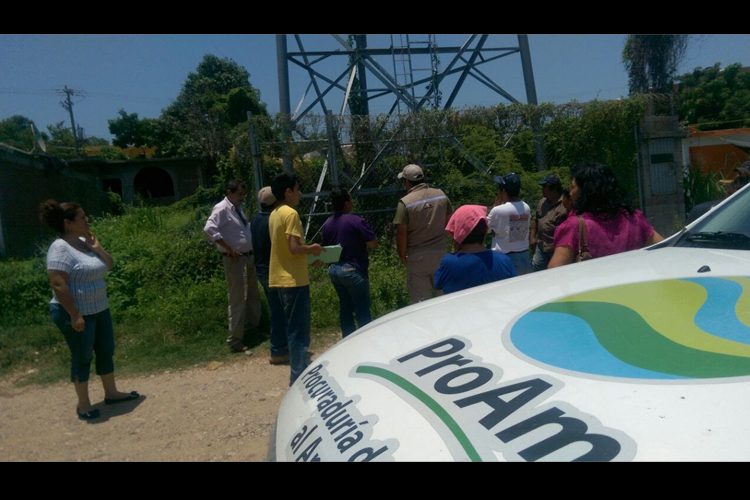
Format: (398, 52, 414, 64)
(433, 205, 516, 294)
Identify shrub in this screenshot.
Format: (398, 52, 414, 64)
(684, 166, 723, 212)
(0, 258, 50, 326)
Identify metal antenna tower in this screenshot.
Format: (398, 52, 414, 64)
(278, 35, 539, 117)
(276, 34, 542, 173)
(389, 34, 441, 113)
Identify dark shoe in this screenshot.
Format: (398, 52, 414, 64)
(77, 408, 100, 420)
(269, 353, 289, 365)
(104, 391, 141, 405)
(230, 345, 253, 356)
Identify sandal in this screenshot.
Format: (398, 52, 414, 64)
(104, 391, 141, 405)
(77, 408, 101, 420)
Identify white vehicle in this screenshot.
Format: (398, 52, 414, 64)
(271, 185, 750, 461)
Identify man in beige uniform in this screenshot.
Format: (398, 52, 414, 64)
(529, 174, 568, 272)
(393, 164, 451, 304)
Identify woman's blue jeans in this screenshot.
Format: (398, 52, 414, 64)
(49, 304, 115, 383)
(328, 263, 372, 338)
(531, 246, 553, 272)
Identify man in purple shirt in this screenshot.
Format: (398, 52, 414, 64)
(321, 189, 378, 337)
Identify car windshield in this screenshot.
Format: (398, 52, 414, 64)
(674, 185, 750, 250)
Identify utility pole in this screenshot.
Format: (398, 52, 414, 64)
(58, 85, 81, 156)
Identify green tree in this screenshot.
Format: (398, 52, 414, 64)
(45, 121, 113, 159)
(543, 98, 646, 202)
(623, 35, 688, 94)
(108, 109, 159, 147)
(676, 63, 750, 129)
(158, 54, 269, 166)
(0, 115, 42, 151)
(45, 121, 77, 157)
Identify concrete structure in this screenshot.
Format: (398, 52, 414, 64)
(70, 157, 205, 205)
(1, 145, 206, 258)
(636, 113, 688, 236)
(0, 144, 104, 258)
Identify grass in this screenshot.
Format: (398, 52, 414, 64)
(0, 196, 408, 387)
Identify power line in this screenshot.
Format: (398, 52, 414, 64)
(0, 88, 60, 96)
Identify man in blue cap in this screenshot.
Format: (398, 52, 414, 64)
(487, 172, 531, 275)
(530, 174, 569, 272)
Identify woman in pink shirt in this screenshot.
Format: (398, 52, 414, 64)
(548, 164, 663, 268)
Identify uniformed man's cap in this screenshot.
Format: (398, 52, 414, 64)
(397, 164, 424, 182)
(538, 174, 562, 186)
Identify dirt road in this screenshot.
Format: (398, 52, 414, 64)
(0, 336, 339, 461)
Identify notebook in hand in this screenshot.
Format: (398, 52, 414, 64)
(307, 244, 343, 264)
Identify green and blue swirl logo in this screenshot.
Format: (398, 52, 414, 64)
(510, 277, 750, 379)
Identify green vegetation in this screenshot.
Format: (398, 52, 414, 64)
(2, 93, 655, 386)
(683, 167, 724, 212)
(0, 115, 36, 151)
(622, 35, 688, 95)
(0, 197, 410, 385)
(10, 42, 745, 385)
(676, 63, 750, 130)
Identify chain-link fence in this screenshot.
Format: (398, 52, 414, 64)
(242, 99, 651, 243)
(250, 111, 503, 244)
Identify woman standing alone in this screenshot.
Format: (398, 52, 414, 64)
(39, 200, 139, 420)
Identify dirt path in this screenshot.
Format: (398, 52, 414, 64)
(0, 335, 340, 461)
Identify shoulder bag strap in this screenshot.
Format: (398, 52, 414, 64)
(577, 215, 589, 258)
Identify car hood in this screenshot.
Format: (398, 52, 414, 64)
(274, 246, 750, 461)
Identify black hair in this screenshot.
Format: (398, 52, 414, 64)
(460, 219, 488, 246)
(505, 184, 521, 197)
(225, 179, 247, 194)
(38, 199, 80, 235)
(330, 188, 351, 213)
(571, 163, 633, 216)
(271, 172, 299, 202)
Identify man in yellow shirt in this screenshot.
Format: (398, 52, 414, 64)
(269, 172, 323, 385)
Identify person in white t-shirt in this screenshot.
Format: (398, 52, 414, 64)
(487, 172, 531, 275)
(40, 199, 140, 421)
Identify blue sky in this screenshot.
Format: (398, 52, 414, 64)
(1, 34, 748, 142)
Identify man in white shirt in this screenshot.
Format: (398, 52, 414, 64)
(487, 173, 531, 275)
(204, 179, 261, 354)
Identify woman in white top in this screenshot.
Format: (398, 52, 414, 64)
(39, 200, 139, 420)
